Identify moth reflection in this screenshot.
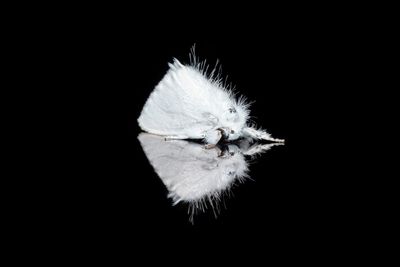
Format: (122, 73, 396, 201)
(138, 133, 283, 222)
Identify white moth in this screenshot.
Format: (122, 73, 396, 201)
(138, 133, 282, 222)
(138, 49, 284, 146)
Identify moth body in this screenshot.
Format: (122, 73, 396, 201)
(138, 53, 284, 145)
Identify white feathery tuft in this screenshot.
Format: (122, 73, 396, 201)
(138, 46, 283, 145)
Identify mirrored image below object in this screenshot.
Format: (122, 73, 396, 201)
(138, 133, 283, 223)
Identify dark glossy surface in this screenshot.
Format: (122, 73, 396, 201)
(55, 32, 351, 243)
(108, 40, 320, 234)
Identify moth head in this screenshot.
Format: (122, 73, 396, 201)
(220, 103, 249, 141)
(219, 146, 248, 182)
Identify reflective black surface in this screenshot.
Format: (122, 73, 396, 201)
(54, 26, 355, 244)
(17, 5, 380, 260)
(76, 39, 326, 233)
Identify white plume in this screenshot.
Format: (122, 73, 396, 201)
(138, 48, 284, 145)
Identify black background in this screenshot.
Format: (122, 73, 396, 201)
(5, 2, 393, 262)
(35, 8, 372, 252)
(73, 36, 340, 235)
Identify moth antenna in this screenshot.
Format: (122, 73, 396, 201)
(242, 142, 284, 156)
(243, 127, 285, 143)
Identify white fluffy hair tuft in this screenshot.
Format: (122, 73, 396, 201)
(138, 45, 283, 146)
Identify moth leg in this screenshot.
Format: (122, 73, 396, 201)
(164, 135, 187, 141)
(242, 142, 284, 156)
(242, 127, 285, 143)
(204, 129, 222, 149)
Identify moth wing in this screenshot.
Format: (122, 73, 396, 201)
(138, 133, 247, 204)
(138, 59, 232, 138)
